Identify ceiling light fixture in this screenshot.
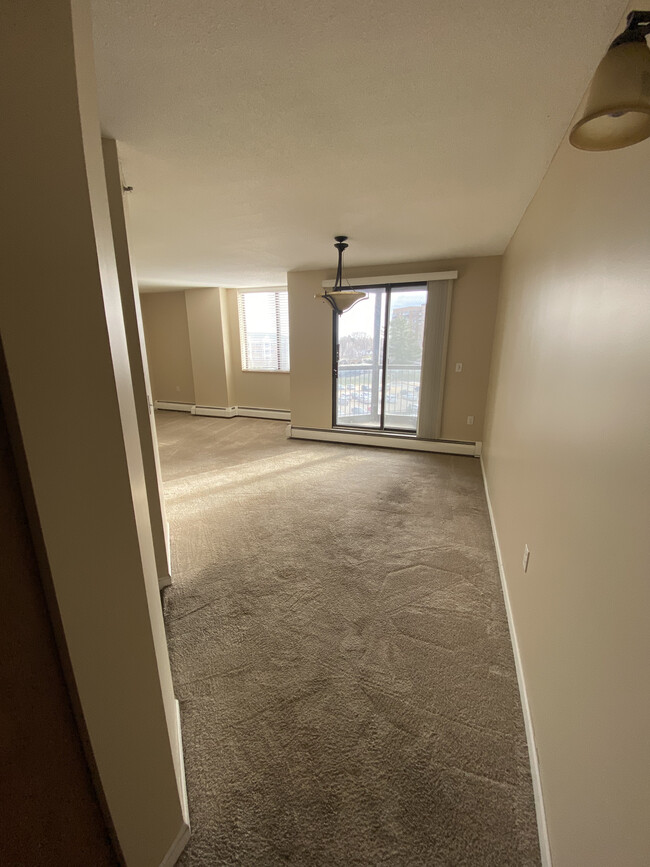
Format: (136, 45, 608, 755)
(570, 10, 650, 151)
(316, 236, 367, 314)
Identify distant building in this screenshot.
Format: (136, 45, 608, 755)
(392, 305, 425, 342)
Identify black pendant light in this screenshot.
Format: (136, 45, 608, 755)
(316, 236, 367, 314)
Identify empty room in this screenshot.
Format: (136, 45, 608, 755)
(1, 2, 648, 867)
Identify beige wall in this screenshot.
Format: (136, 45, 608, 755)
(482, 90, 650, 865)
(186, 287, 230, 407)
(0, 2, 188, 864)
(224, 288, 291, 410)
(141, 287, 291, 412)
(288, 257, 500, 438)
(140, 291, 195, 404)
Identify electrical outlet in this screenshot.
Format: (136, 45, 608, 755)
(455, 362, 463, 372)
(523, 545, 530, 572)
(467, 415, 474, 425)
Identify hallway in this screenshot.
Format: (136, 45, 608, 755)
(158, 412, 540, 865)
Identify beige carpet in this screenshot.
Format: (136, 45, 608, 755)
(158, 412, 540, 866)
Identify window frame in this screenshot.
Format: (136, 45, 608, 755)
(236, 288, 290, 373)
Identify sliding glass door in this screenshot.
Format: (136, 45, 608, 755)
(384, 287, 427, 430)
(334, 283, 427, 432)
(335, 288, 385, 428)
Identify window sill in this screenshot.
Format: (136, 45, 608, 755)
(242, 369, 290, 374)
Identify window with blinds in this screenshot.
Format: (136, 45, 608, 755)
(237, 290, 290, 372)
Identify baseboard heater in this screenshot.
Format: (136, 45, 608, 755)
(289, 425, 481, 457)
(235, 406, 291, 421)
(155, 401, 194, 413)
(154, 401, 290, 422)
(191, 405, 236, 418)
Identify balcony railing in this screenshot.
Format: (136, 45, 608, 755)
(336, 364, 422, 426)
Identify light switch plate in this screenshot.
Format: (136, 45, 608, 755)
(455, 362, 463, 372)
(467, 415, 474, 425)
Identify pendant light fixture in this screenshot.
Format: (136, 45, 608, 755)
(316, 236, 367, 314)
(570, 10, 650, 151)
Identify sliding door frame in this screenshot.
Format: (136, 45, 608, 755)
(332, 281, 427, 433)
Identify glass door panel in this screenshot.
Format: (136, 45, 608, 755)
(335, 288, 385, 428)
(384, 287, 427, 432)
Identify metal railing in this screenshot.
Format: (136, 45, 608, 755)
(336, 364, 421, 421)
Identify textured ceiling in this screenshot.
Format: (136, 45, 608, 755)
(91, 0, 626, 288)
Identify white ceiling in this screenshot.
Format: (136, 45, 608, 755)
(91, 0, 626, 288)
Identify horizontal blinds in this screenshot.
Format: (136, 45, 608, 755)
(237, 290, 290, 371)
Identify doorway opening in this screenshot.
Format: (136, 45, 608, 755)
(333, 283, 427, 432)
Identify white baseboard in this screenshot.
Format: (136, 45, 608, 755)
(155, 401, 194, 413)
(480, 457, 552, 867)
(159, 818, 190, 867)
(160, 521, 173, 589)
(165, 520, 172, 570)
(191, 405, 236, 418)
(155, 403, 291, 422)
(236, 406, 291, 421)
(175, 698, 190, 828)
(160, 699, 191, 866)
(289, 426, 478, 456)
